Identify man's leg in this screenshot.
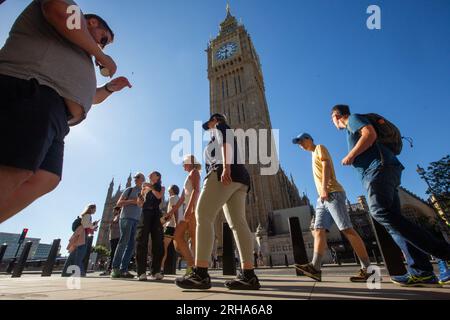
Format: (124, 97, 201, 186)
(310, 200, 333, 270)
(0, 169, 60, 223)
(112, 219, 131, 273)
(365, 167, 449, 272)
(0, 166, 33, 205)
(108, 238, 119, 271)
(342, 228, 371, 267)
(119, 219, 137, 273)
(294, 199, 332, 281)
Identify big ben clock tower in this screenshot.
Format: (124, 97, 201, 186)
(207, 5, 304, 237)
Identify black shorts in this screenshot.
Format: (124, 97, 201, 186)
(164, 226, 176, 237)
(0, 74, 70, 178)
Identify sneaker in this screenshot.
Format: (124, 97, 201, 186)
(350, 268, 377, 283)
(224, 273, 261, 290)
(110, 269, 121, 279)
(294, 263, 322, 282)
(100, 270, 111, 276)
(391, 273, 442, 288)
(151, 273, 164, 281)
(437, 260, 450, 285)
(175, 271, 211, 290)
(121, 271, 135, 279)
(138, 274, 148, 281)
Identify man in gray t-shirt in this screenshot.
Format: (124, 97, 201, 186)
(111, 173, 145, 278)
(0, 0, 132, 224)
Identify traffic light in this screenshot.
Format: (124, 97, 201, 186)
(18, 228, 28, 244)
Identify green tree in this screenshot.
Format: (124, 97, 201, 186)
(93, 245, 110, 257)
(423, 155, 450, 197)
(421, 155, 450, 216)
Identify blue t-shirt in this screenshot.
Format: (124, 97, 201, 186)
(120, 187, 142, 221)
(346, 114, 402, 178)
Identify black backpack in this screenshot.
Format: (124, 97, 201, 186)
(363, 113, 403, 155)
(72, 217, 82, 232)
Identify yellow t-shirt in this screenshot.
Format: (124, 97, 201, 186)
(312, 145, 344, 194)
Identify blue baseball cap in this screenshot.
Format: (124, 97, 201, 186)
(292, 133, 313, 144)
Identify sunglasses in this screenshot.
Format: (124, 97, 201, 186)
(100, 36, 109, 49)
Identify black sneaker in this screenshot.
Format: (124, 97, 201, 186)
(224, 273, 261, 290)
(294, 263, 322, 282)
(175, 271, 212, 290)
(121, 271, 135, 279)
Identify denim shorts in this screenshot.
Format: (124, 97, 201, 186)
(0, 74, 70, 178)
(314, 191, 353, 231)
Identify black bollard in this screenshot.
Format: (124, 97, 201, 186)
(288, 217, 308, 276)
(12, 241, 32, 278)
(284, 254, 289, 267)
(222, 223, 236, 276)
(178, 258, 182, 271)
(42, 239, 61, 277)
(0, 244, 7, 264)
(269, 255, 273, 268)
(254, 252, 258, 269)
(369, 216, 407, 276)
(163, 241, 177, 275)
(372, 249, 381, 265)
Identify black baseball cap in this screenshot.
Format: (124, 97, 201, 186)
(202, 113, 227, 131)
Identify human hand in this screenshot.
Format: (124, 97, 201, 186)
(95, 52, 117, 77)
(221, 166, 232, 186)
(342, 154, 355, 166)
(106, 77, 132, 92)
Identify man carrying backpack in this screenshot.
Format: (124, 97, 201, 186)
(110, 173, 145, 279)
(331, 104, 450, 287)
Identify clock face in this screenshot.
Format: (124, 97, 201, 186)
(215, 42, 238, 61)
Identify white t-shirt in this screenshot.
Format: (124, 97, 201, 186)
(166, 195, 184, 227)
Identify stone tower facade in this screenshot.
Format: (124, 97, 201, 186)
(207, 6, 305, 236)
(95, 175, 132, 249)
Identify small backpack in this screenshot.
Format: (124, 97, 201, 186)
(72, 216, 82, 232)
(363, 113, 403, 155)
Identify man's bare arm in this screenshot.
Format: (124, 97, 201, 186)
(343, 125, 378, 165)
(41, 0, 116, 76)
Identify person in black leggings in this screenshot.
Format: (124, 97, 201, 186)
(136, 171, 165, 281)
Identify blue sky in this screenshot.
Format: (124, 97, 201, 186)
(1, 0, 449, 254)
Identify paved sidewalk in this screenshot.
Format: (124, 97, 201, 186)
(0, 267, 449, 300)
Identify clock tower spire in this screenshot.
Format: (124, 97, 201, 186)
(207, 7, 303, 232)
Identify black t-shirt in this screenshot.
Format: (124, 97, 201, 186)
(142, 184, 162, 211)
(204, 123, 251, 191)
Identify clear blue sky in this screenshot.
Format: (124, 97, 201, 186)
(1, 0, 449, 255)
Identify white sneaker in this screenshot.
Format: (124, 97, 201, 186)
(151, 273, 164, 281)
(138, 274, 148, 281)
